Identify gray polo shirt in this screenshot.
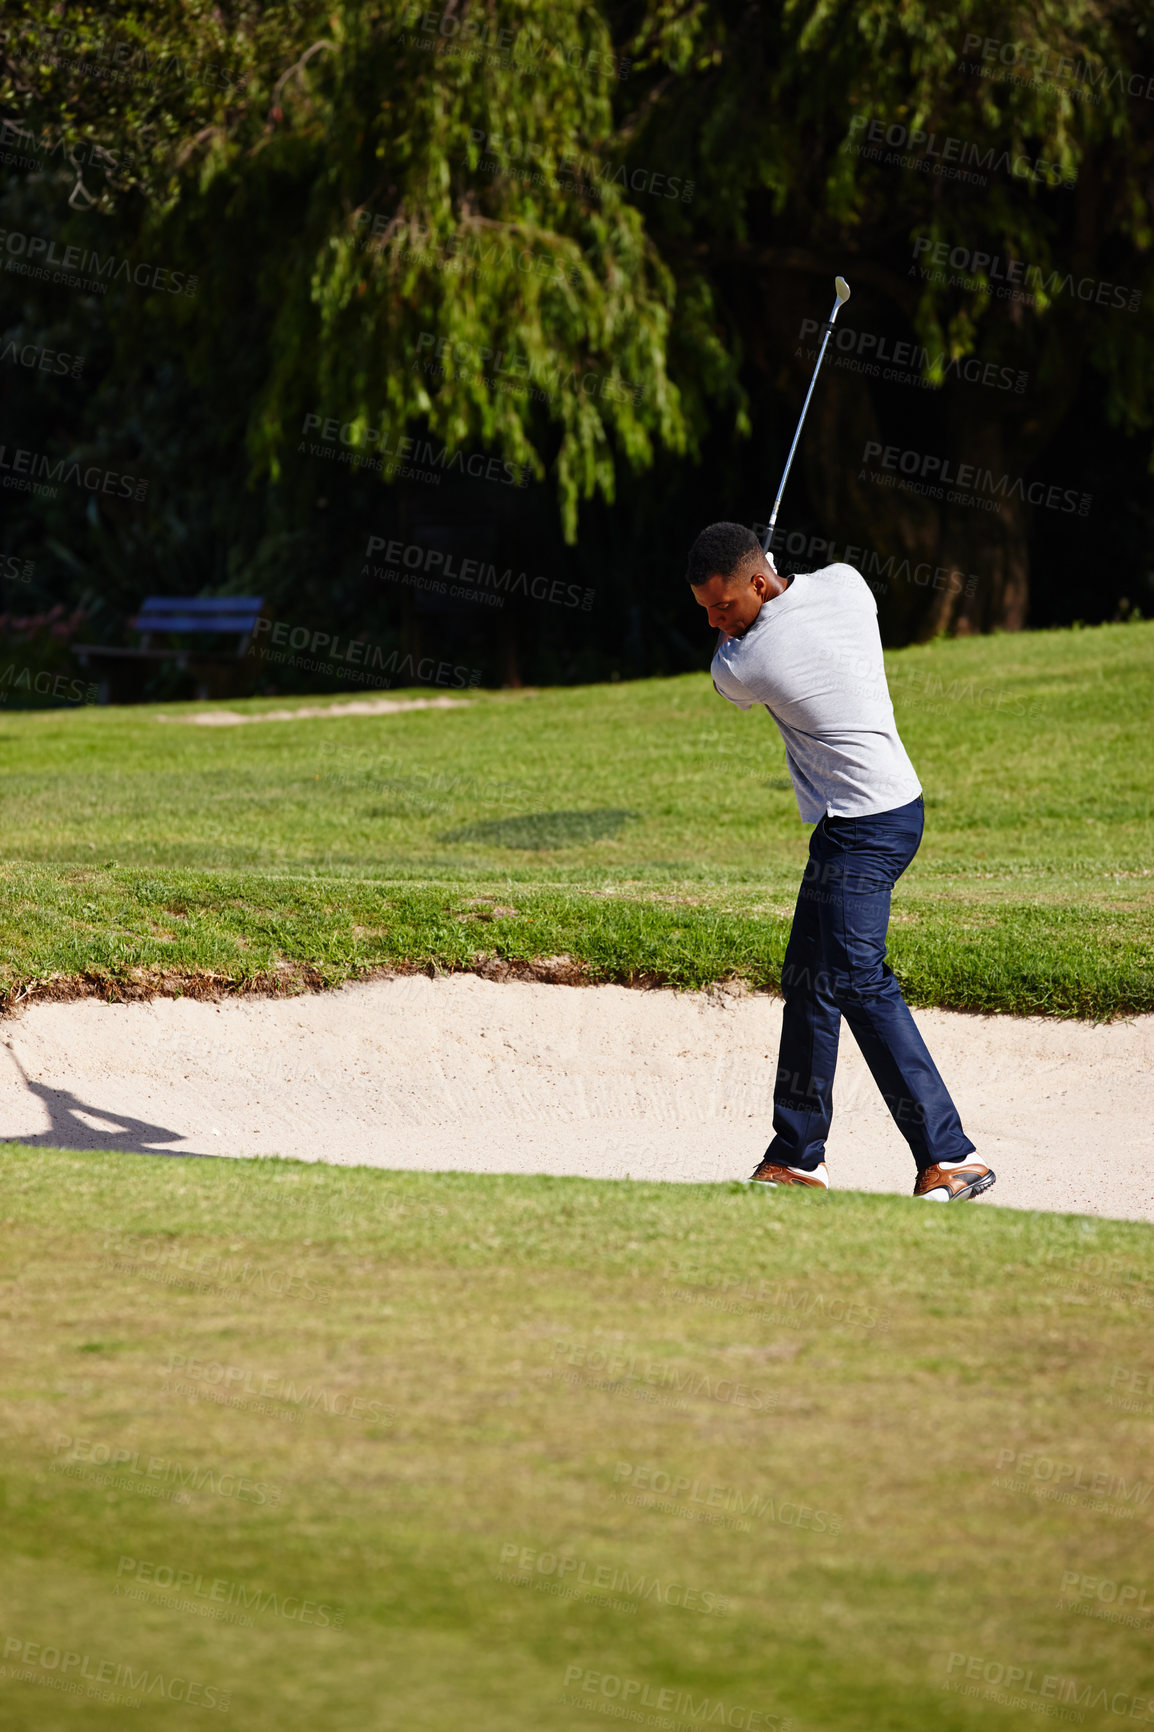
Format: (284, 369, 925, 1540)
(710, 563, 922, 822)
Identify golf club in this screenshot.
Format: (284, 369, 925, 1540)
(761, 275, 851, 557)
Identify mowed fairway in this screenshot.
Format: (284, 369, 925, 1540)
(1, 622, 1152, 1016)
(2, 1148, 1154, 1732)
(2, 633, 1153, 1732)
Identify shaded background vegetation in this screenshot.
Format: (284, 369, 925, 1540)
(2, 0, 1153, 700)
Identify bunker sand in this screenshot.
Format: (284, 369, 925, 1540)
(2, 975, 1150, 1220)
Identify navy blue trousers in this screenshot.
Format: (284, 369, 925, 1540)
(766, 795, 974, 1173)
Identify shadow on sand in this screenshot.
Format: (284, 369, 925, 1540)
(1, 1050, 212, 1157)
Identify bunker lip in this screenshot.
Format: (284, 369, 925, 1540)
(1, 956, 1149, 1018)
(0, 955, 609, 1014)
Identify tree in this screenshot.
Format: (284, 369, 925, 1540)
(2, 2, 735, 539)
(3, 0, 1152, 666)
(618, 0, 1154, 631)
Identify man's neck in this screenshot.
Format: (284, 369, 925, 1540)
(723, 568, 793, 640)
(742, 572, 792, 630)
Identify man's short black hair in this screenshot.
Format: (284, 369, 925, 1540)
(686, 521, 763, 587)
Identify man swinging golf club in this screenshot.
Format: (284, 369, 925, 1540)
(686, 277, 994, 1202)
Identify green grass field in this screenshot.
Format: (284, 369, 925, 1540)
(4, 631, 1152, 1730)
(2, 621, 1152, 1015)
(3, 1146, 1153, 1731)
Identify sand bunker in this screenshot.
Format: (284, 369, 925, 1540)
(3, 975, 1151, 1220)
(158, 696, 471, 726)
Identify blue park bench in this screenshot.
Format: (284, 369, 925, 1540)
(73, 595, 265, 701)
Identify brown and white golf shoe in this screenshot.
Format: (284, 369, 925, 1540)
(747, 1159, 829, 1189)
(913, 1160, 996, 1201)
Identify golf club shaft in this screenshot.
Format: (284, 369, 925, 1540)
(762, 280, 850, 557)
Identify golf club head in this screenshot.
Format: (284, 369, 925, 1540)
(834, 276, 851, 303)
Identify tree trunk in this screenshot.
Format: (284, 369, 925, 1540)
(921, 405, 1030, 637)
